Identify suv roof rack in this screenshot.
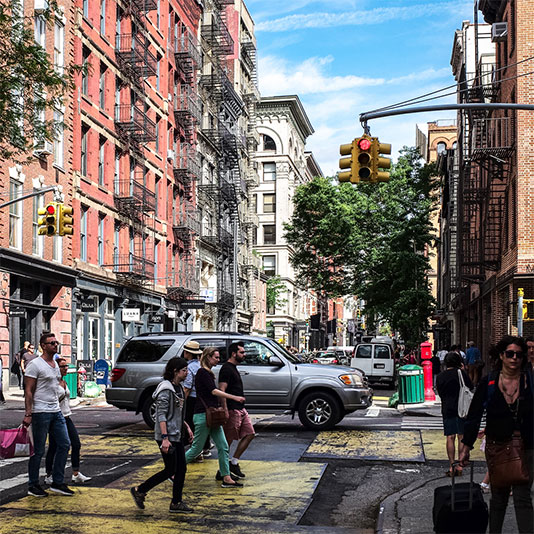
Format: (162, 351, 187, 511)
(138, 331, 244, 336)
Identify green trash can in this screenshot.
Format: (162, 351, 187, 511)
(398, 365, 424, 404)
(64, 364, 78, 399)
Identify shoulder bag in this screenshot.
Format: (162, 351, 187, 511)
(485, 432, 529, 488)
(200, 397, 228, 428)
(457, 369, 474, 418)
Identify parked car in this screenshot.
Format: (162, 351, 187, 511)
(106, 332, 373, 431)
(326, 346, 354, 366)
(310, 351, 340, 365)
(351, 340, 396, 387)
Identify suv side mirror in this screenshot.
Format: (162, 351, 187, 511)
(269, 355, 284, 367)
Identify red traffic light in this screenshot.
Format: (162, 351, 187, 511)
(358, 138, 372, 151)
(46, 205, 56, 214)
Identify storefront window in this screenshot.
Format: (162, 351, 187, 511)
(88, 316, 100, 359)
(76, 314, 85, 359)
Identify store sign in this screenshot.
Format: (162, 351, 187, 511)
(80, 297, 97, 312)
(9, 306, 26, 318)
(199, 288, 216, 303)
(148, 312, 165, 324)
(180, 299, 206, 310)
(122, 308, 140, 322)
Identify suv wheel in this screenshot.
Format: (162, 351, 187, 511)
(142, 396, 156, 429)
(297, 391, 341, 430)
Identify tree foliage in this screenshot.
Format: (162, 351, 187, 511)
(0, 0, 78, 160)
(266, 275, 287, 312)
(284, 147, 439, 346)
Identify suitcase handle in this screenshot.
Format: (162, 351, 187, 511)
(451, 461, 474, 511)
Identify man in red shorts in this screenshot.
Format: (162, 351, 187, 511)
(218, 341, 255, 479)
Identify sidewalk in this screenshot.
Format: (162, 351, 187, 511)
(397, 393, 442, 417)
(1, 386, 111, 409)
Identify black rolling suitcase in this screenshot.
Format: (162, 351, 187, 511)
(432, 463, 488, 533)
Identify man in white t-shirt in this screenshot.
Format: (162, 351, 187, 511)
(23, 332, 73, 497)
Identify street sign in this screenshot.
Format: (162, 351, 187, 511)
(148, 312, 165, 324)
(9, 306, 26, 318)
(94, 359, 109, 385)
(122, 308, 141, 322)
(180, 299, 206, 310)
(199, 288, 216, 303)
(79, 297, 97, 312)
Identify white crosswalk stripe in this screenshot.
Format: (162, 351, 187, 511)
(401, 416, 443, 430)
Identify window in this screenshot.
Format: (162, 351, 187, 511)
(99, 64, 106, 109)
(100, 0, 106, 35)
(436, 142, 446, 155)
(104, 298, 114, 360)
(262, 255, 276, 277)
(83, 0, 89, 18)
(155, 118, 160, 152)
(88, 315, 100, 359)
(263, 225, 275, 245)
(113, 223, 120, 262)
(54, 20, 64, 75)
(355, 345, 372, 359)
(375, 345, 391, 360)
(252, 226, 257, 245)
(156, 0, 160, 28)
(250, 194, 257, 213)
(32, 193, 44, 256)
(154, 240, 159, 280)
(98, 136, 105, 186)
(263, 134, 276, 151)
(9, 180, 22, 250)
(263, 193, 275, 213)
(76, 315, 85, 359)
(82, 46, 89, 96)
(190, 338, 227, 361)
(97, 214, 105, 265)
(114, 149, 121, 194)
(117, 338, 175, 362)
(80, 206, 88, 261)
(263, 162, 276, 181)
(53, 107, 64, 167)
(156, 58, 160, 91)
(238, 340, 276, 366)
(81, 125, 89, 176)
(34, 15, 46, 47)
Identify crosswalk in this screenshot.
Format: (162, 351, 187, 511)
(401, 416, 443, 430)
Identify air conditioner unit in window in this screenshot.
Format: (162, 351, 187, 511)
(167, 149, 175, 161)
(35, 140, 53, 156)
(34, 0, 48, 13)
(491, 22, 508, 42)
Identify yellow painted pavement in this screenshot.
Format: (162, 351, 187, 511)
(304, 430, 425, 462)
(420, 431, 486, 461)
(0, 460, 326, 533)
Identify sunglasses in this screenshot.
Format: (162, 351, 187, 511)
(504, 350, 524, 359)
(45, 341, 59, 345)
(58, 365, 69, 368)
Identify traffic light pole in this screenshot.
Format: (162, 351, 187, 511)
(0, 185, 60, 209)
(360, 103, 534, 130)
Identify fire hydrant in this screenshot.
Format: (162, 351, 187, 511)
(420, 341, 436, 401)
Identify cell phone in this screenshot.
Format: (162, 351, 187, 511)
(161, 443, 175, 454)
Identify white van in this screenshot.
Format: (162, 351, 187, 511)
(350, 341, 396, 387)
(326, 346, 354, 366)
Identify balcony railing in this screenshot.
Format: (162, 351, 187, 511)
(174, 89, 201, 126)
(201, 11, 234, 56)
(131, 0, 157, 12)
(114, 175, 156, 212)
(174, 27, 201, 72)
(469, 116, 514, 160)
(173, 147, 200, 183)
(243, 213, 258, 228)
(115, 104, 156, 143)
(173, 209, 201, 243)
(113, 254, 155, 279)
(116, 33, 157, 78)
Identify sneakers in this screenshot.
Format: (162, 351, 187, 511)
(28, 485, 48, 497)
(49, 483, 75, 496)
(191, 454, 204, 463)
(229, 462, 245, 478)
(215, 470, 239, 482)
(221, 479, 243, 488)
(480, 482, 490, 494)
(44, 475, 53, 485)
(169, 501, 193, 514)
(202, 449, 212, 458)
(72, 472, 91, 483)
(130, 486, 146, 509)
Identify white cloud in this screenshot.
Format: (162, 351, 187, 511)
(256, 1, 471, 32)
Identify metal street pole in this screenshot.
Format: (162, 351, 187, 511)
(518, 288, 524, 337)
(0, 185, 59, 209)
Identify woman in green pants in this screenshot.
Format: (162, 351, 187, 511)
(185, 347, 245, 488)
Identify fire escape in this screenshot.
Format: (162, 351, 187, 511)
(168, 21, 202, 302)
(458, 46, 513, 291)
(112, 0, 157, 285)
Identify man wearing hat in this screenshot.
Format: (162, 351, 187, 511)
(465, 341, 482, 386)
(182, 341, 211, 459)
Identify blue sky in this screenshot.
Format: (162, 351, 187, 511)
(246, 0, 475, 175)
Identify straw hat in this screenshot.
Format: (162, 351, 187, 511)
(183, 340, 202, 355)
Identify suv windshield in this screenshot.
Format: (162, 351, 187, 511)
(117, 338, 175, 362)
(263, 338, 301, 364)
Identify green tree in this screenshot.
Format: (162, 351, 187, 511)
(0, 0, 78, 160)
(266, 275, 287, 312)
(284, 147, 438, 346)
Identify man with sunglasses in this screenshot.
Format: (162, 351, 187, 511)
(23, 333, 73, 497)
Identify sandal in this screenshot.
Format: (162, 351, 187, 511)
(454, 467, 463, 476)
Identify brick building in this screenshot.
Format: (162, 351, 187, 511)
(439, 2, 534, 358)
(0, 0, 78, 385)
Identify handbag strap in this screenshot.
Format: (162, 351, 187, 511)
(458, 369, 466, 389)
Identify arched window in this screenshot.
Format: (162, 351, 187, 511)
(263, 134, 276, 151)
(436, 142, 447, 155)
(452, 141, 458, 150)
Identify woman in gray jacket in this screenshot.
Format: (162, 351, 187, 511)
(130, 357, 193, 513)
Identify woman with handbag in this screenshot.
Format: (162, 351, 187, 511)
(460, 336, 533, 534)
(184, 347, 245, 488)
(436, 351, 473, 477)
(130, 357, 193, 513)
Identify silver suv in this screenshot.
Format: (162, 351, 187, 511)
(106, 332, 373, 430)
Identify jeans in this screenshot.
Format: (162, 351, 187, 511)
(138, 441, 186, 504)
(45, 416, 80, 473)
(29, 411, 70, 486)
(489, 449, 534, 533)
(185, 396, 210, 452)
(185, 413, 229, 476)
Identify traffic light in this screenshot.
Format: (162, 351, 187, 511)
(38, 203, 58, 236)
(338, 141, 356, 183)
(58, 204, 74, 236)
(338, 137, 374, 184)
(371, 138, 392, 182)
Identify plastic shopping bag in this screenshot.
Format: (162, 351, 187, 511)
(0, 425, 34, 459)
